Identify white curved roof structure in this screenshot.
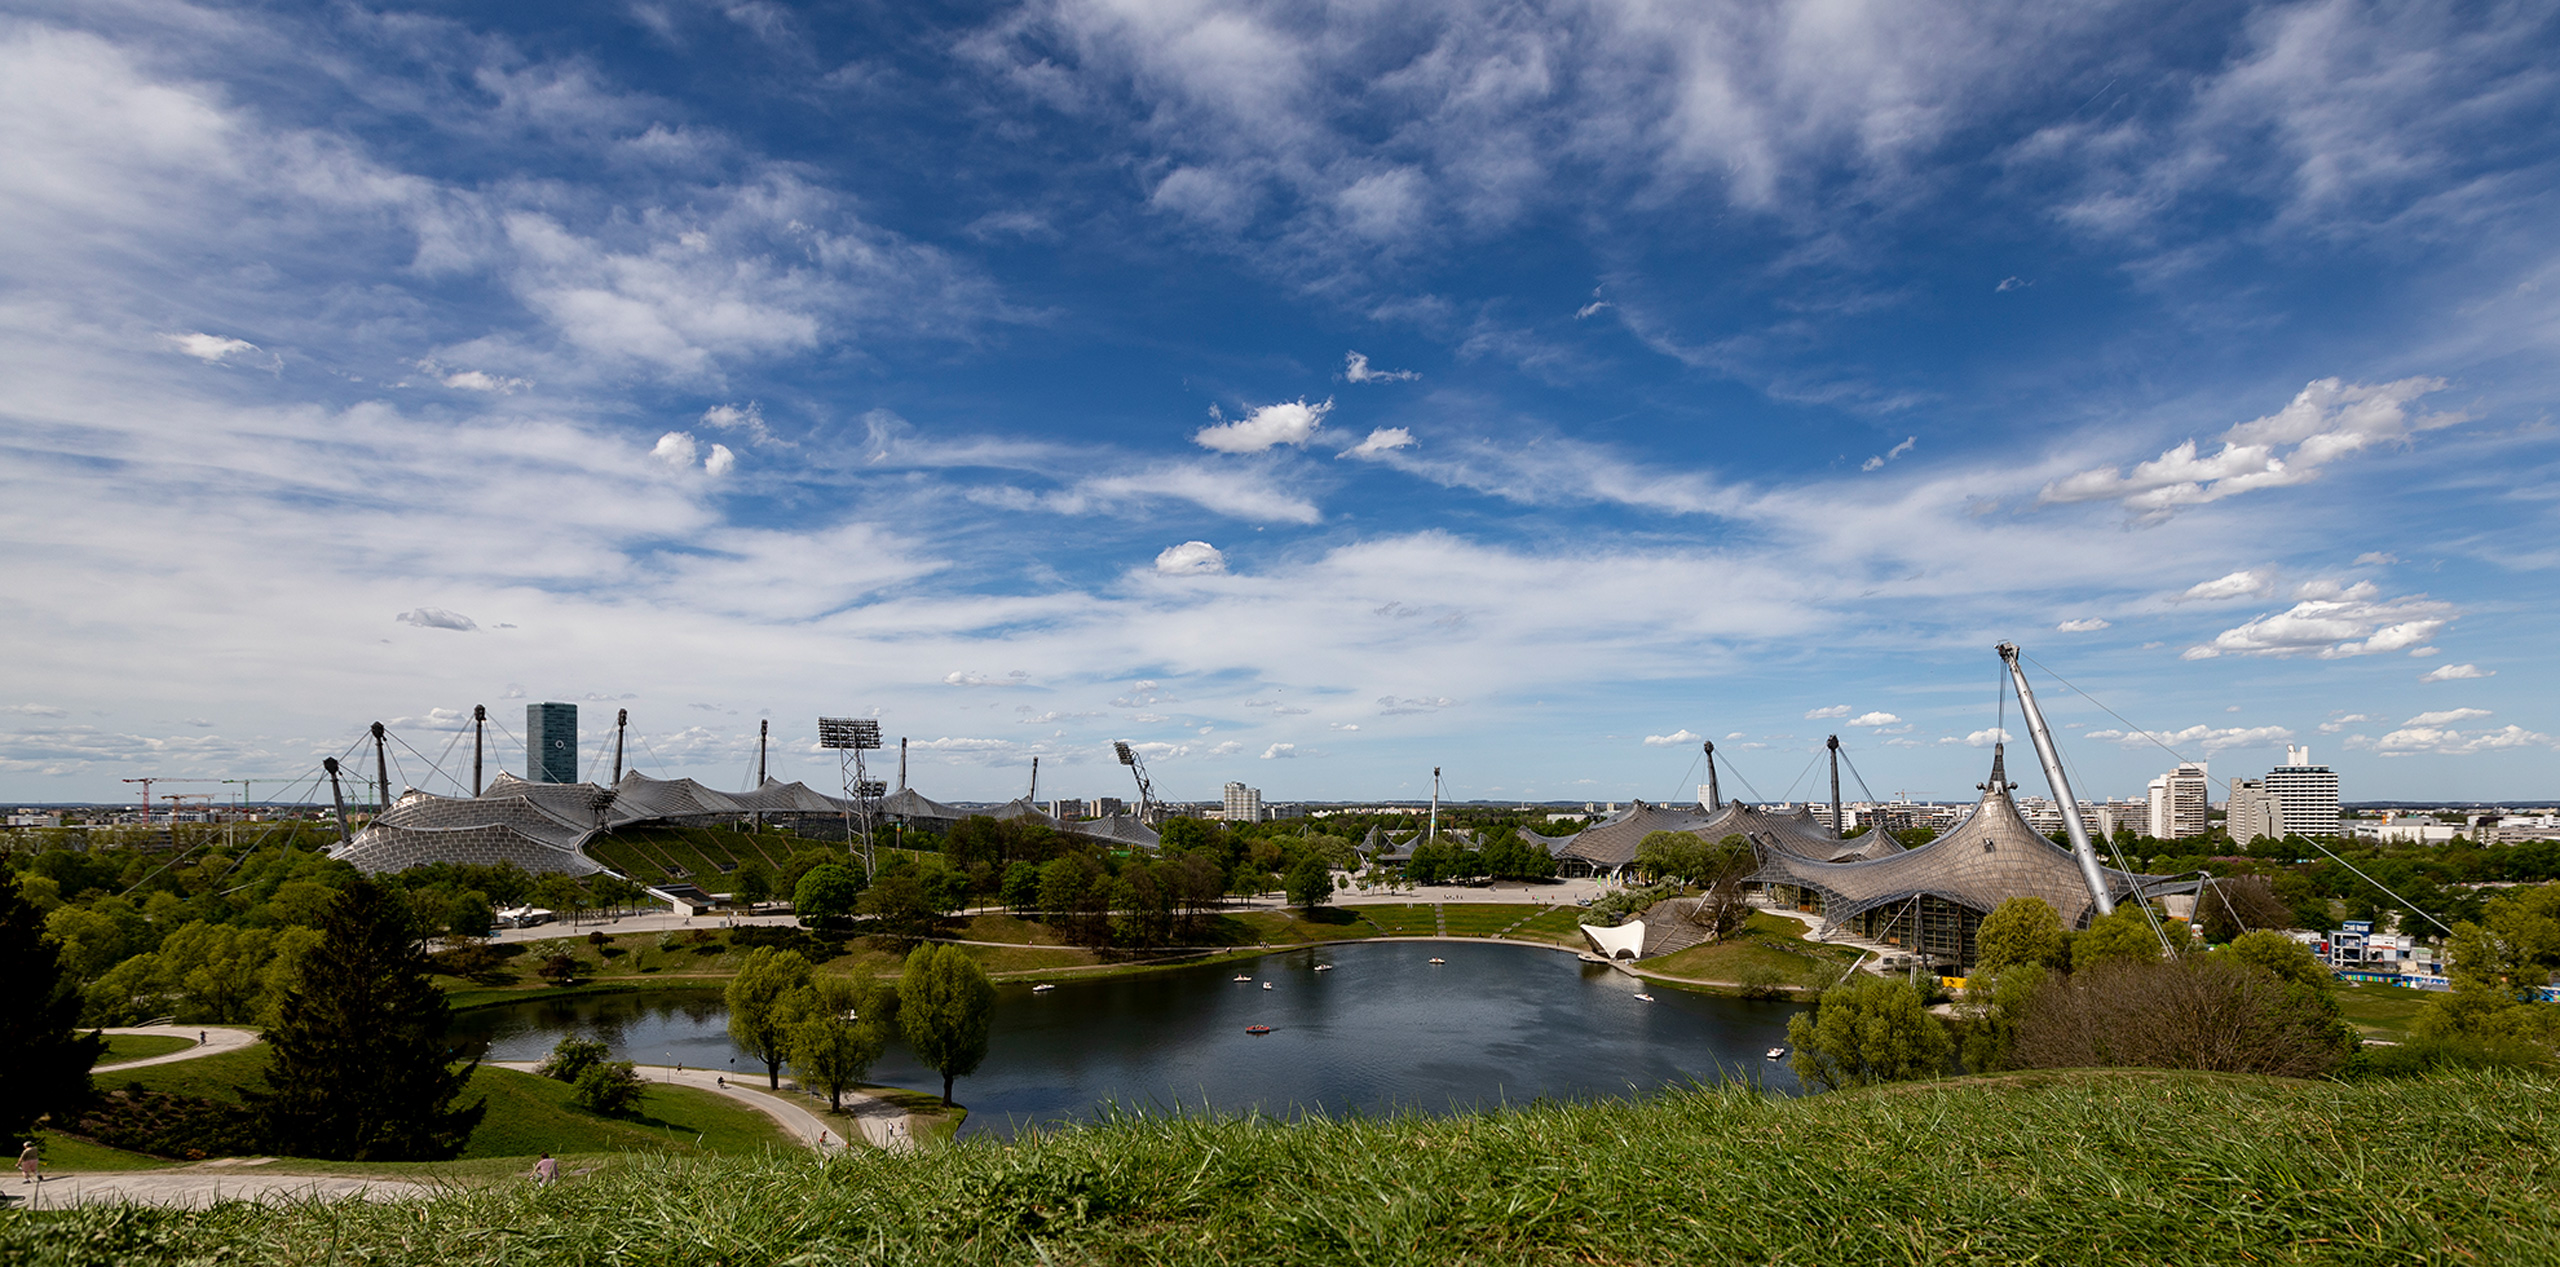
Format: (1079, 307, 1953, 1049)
(1581, 920, 1648, 960)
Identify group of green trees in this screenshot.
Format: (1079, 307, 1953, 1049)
(724, 942, 992, 1107)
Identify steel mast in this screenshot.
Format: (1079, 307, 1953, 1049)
(1702, 740, 1721, 810)
(1998, 642, 2113, 917)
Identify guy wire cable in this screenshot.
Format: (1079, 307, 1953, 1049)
(1715, 749, 1767, 804)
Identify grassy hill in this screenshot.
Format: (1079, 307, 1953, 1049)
(18, 1068, 2557, 1264)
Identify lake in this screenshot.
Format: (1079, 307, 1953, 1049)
(451, 940, 1806, 1138)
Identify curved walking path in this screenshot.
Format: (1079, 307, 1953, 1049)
(94, 1024, 261, 1071)
(493, 1061, 913, 1154)
(3, 1167, 432, 1210)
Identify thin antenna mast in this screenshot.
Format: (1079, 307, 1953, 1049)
(1998, 642, 2113, 917)
(1704, 740, 1721, 810)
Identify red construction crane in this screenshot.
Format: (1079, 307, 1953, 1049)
(120, 777, 219, 829)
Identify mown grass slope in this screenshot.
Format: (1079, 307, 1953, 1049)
(14, 1069, 2556, 1265)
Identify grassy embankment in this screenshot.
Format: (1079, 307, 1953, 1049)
(95, 1033, 194, 1064)
(2334, 979, 2437, 1043)
(62, 1041, 792, 1173)
(1636, 911, 1868, 993)
(12, 1068, 2557, 1264)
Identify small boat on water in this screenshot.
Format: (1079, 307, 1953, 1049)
(1428, 957, 1446, 964)
(1633, 992, 1655, 1003)
(1233, 974, 1254, 982)
(1244, 1025, 1273, 1035)
(1030, 984, 1054, 993)
(1766, 1046, 1788, 1061)
(1261, 981, 1273, 990)
(1313, 964, 1334, 972)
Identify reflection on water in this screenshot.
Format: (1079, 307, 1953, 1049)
(451, 940, 1805, 1138)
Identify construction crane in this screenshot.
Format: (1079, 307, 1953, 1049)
(120, 777, 218, 829)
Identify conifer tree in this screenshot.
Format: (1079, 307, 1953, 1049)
(246, 877, 484, 1159)
(0, 880, 104, 1136)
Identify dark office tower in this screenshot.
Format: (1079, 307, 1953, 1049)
(527, 702, 578, 783)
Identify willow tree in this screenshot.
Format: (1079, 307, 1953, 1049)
(899, 943, 993, 1106)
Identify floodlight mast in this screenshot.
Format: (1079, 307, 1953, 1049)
(1998, 642, 2114, 917)
(818, 716, 887, 877)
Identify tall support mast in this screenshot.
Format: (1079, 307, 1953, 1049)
(612, 708, 628, 784)
(897, 737, 908, 792)
(1428, 767, 1441, 842)
(1998, 642, 2114, 917)
(757, 719, 768, 785)
(471, 704, 486, 796)
(323, 757, 351, 842)
(1827, 734, 1843, 836)
(1703, 741, 1721, 810)
(371, 722, 391, 816)
(1028, 756, 1039, 804)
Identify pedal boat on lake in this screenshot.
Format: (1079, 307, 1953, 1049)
(1030, 984, 1055, 993)
(1632, 992, 1655, 1003)
(1766, 1046, 1788, 1060)
(1233, 974, 1254, 982)
(1244, 1025, 1273, 1035)
(1428, 957, 1446, 964)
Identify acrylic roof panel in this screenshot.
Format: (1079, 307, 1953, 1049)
(1753, 748, 2170, 929)
(374, 788, 595, 850)
(1556, 801, 1729, 870)
(481, 772, 614, 828)
(1072, 814, 1162, 848)
(991, 798, 1061, 827)
(878, 788, 963, 820)
(606, 772, 749, 824)
(734, 779, 854, 814)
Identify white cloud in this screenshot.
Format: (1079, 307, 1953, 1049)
(6, 704, 70, 718)
(652, 431, 701, 467)
(393, 607, 478, 632)
(1862, 435, 1918, 472)
(2182, 584, 2453, 660)
(1642, 729, 1701, 747)
(2083, 724, 2295, 754)
(2421, 663, 2493, 682)
(1961, 728, 2012, 747)
(1341, 427, 1416, 460)
(704, 444, 736, 476)
(163, 333, 262, 364)
(2355, 552, 2400, 566)
(1378, 696, 1459, 715)
(1193, 398, 1332, 453)
(1129, 741, 1190, 762)
(441, 369, 530, 393)
(1804, 705, 1852, 719)
(2177, 569, 2279, 602)
(1847, 712, 1901, 728)
(1342, 351, 1418, 383)
(2055, 617, 2110, 633)
(1261, 743, 1297, 759)
(2317, 714, 2375, 733)
(2041, 379, 2457, 519)
(1329, 722, 1360, 731)
(944, 670, 1032, 687)
(1154, 541, 1228, 576)
(2350, 725, 2555, 757)
(702, 402, 783, 446)
(2405, 708, 2491, 727)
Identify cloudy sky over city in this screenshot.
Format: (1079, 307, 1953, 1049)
(4, 0, 2556, 807)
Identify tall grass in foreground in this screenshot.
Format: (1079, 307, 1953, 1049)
(7, 1068, 2559, 1265)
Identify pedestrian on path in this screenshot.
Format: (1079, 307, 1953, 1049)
(533, 1153, 558, 1185)
(18, 1141, 39, 1184)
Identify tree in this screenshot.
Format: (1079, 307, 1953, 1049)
(734, 863, 774, 911)
(535, 1035, 610, 1083)
(0, 878, 104, 1136)
(726, 947, 816, 1088)
(245, 877, 485, 1160)
(789, 979, 887, 1113)
(1000, 860, 1043, 912)
(2012, 956, 2356, 1078)
(2072, 907, 2169, 970)
(2194, 875, 2296, 944)
(794, 864, 866, 928)
(2414, 885, 2560, 1045)
(1786, 975, 1951, 1091)
(1285, 856, 1335, 911)
(1973, 897, 2068, 975)
(900, 942, 994, 1106)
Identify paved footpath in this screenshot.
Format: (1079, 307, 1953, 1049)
(3, 1165, 432, 1210)
(495, 1061, 914, 1153)
(93, 1024, 261, 1071)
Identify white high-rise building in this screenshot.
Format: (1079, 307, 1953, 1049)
(2226, 778, 2283, 845)
(2265, 746, 2340, 839)
(1223, 781, 1264, 824)
(2147, 762, 2210, 840)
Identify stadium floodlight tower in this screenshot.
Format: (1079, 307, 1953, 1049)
(1113, 741, 1157, 825)
(1997, 642, 2114, 918)
(818, 716, 887, 877)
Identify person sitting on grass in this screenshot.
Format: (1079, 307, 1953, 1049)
(532, 1153, 557, 1186)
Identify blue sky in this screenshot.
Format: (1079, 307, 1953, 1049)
(4, 0, 2557, 808)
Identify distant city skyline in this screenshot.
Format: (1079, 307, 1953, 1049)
(3, 3, 2555, 804)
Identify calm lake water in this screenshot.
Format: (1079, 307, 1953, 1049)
(451, 940, 1805, 1138)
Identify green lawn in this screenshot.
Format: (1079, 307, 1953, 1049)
(95, 1041, 791, 1160)
(1359, 903, 1440, 936)
(1641, 912, 1865, 988)
(2337, 979, 2437, 1042)
(579, 824, 802, 884)
(1437, 903, 1552, 937)
(97, 1032, 195, 1064)
(22, 1132, 183, 1173)
(1504, 905, 1595, 947)
(25, 1069, 2560, 1265)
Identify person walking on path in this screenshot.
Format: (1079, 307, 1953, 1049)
(533, 1153, 558, 1186)
(17, 1141, 38, 1184)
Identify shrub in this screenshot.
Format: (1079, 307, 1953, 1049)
(2012, 956, 2355, 1079)
(1786, 975, 1951, 1090)
(535, 1036, 610, 1083)
(570, 1060, 646, 1117)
